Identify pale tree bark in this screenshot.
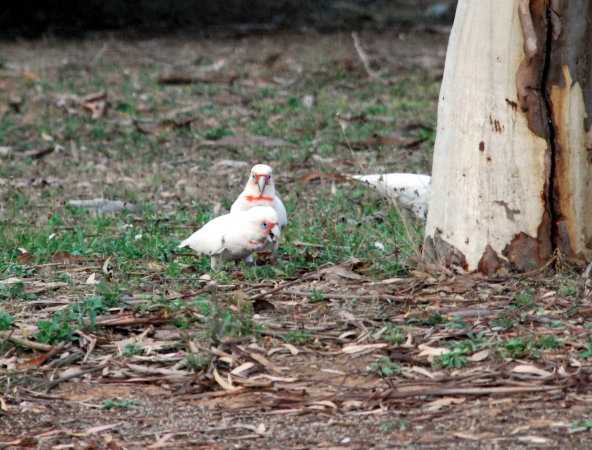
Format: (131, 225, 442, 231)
(424, 0, 592, 274)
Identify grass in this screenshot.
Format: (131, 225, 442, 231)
(0, 34, 438, 352)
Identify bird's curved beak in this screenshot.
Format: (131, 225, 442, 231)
(267, 224, 280, 243)
(257, 175, 267, 194)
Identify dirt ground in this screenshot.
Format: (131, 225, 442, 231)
(1, 29, 592, 450)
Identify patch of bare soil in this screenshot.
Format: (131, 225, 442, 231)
(3, 269, 592, 449)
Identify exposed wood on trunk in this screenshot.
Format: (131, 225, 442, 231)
(426, 0, 592, 272)
(425, 0, 549, 272)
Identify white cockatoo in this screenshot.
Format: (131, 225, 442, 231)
(351, 173, 431, 220)
(179, 206, 281, 270)
(230, 164, 287, 257)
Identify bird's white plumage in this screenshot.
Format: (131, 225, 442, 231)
(231, 164, 287, 257)
(179, 206, 281, 270)
(352, 173, 431, 219)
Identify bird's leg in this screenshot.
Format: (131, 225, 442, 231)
(243, 254, 254, 266)
(268, 239, 280, 260)
(210, 256, 220, 271)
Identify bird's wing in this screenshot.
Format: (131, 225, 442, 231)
(178, 215, 232, 255)
(273, 196, 288, 227)
(230, 194, 248, 213)
(352, 173, 431, 219)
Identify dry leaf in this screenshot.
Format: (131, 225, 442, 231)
(282, 343, 299, 355)
(251, 374, 297, 382)
(511, 364, 553, 378)
(299, 172, 347, 183)
(86, 423, 121, 435)
(410, 270, 430, 278)
(86, 273, 100, 285)
(517, 436, 551, 444)
(147, 262, 163, 271)
(249, 352, 283, 374)
(81, 92, 108, 119)
(425, 396, 465, 411)
(417, 344, 450, 358)
(17, 252, 35, 264)
(19, 146, 55, 160)
(214, 368, 241, 391)
(469, 349, 490, 362)
(198, 135, 295, 149)
(230, 362, 255, 376)
(311, 400, 338, 409)
(411, 366, 444, 380)
(341, 343, 387, 354)
(52, 251, 102, 262)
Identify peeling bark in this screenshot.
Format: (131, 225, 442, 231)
(424, 229, 468, 270)
(477, 246, 505, 276)
(516, 0, 549, 138)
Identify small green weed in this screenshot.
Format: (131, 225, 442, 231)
(307, 288, 327, 303)
(283, 329, 312, 345)
(492, 316, 516, 330)
(36, 312, 75, 345)
(123, 344, 143, 357)
(536, 335, 563, 350)
(512, 292, 535, 310)
(433, 349, 468, 369)
(101, 398, 139, 409)
(443, 316, 468, 329)
(371, 357, 401, 377)
(572, 421, 592, 430)
(382, 323, 404, 346)
(579, 336, 592, 359)
(0, 282, 37, 301)
(185, 353, 212, 373)
(501, 337, 530, 357)
(379, 420, 411, 431)
(0, 310, 15, 330)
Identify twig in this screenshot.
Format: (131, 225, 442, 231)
(0, 332, 53, 351)
(37, 365, 106, 392)
(352, 32, 379, 79)
(280, 290, 407, 302)
(250, 280, 305, 301)
(382, 385, 563, 399)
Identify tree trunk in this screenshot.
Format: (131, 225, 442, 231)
(424, 0, 592, 274)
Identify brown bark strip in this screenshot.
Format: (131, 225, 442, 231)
(516, 0, 549, 138)
(477, 245, 505, 276)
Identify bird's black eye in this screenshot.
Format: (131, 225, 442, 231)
(261, 222, 268, 230)
(252, 174, 256, 181)
(268, 174, 272, 180)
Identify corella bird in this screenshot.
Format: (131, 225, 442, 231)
(179, 206, 281, 270)
(351, 173, 431, 220)
(231, 164, 287, 257)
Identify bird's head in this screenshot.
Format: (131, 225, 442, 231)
(248, 206, 280, 243)
(249, 164, 273, 194)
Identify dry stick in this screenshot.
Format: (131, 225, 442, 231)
(280, 290, 408, 302)
(250, 279, 306, 301)
(39, 365, 106, 393)
(351, 32, 379, 79)
(381, 385, 563, 399)
(41, 341, 66, 365)
(0, 332, 53, 352)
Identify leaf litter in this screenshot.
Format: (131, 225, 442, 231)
(0, 28, 591, 450)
